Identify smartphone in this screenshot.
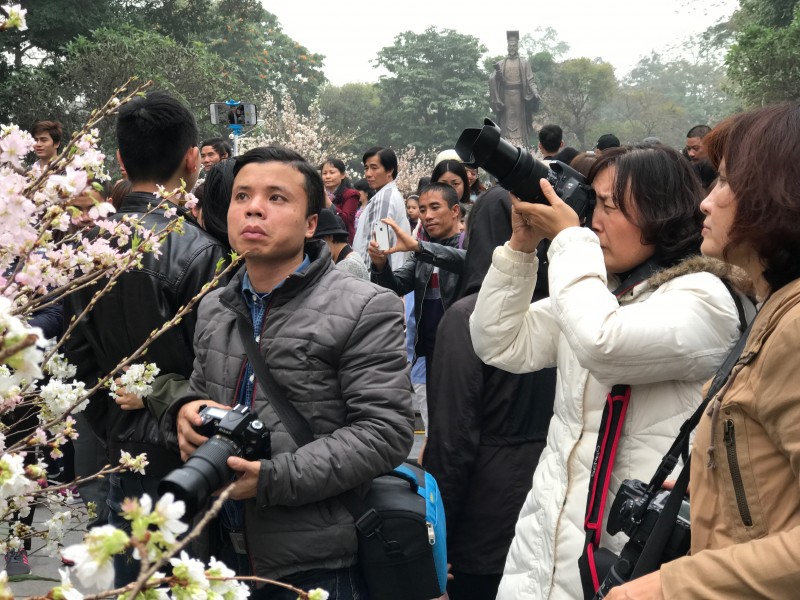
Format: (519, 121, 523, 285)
(373, 222, 391, 251)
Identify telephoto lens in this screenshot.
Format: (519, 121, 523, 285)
(158, 404, 270, 517)
(455, 118, 594, 224)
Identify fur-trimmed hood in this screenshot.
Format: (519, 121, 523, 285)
(640, 255, 755, 300)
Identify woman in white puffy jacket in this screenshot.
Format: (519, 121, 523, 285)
(470, 145, 745, 600)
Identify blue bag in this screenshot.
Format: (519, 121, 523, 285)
(353, 461, 447, 600)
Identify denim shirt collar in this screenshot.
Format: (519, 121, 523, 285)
(241, 254, 311, 310)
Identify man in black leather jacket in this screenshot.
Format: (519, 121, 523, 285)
(63, 91, 229, 586)
(369, 182, 466, 368)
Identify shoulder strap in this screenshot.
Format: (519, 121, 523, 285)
(235, 314, 382, 534)
(579, 385, 631, 596)
(580, 315, 755, 596)
(236, 315, 315, 446)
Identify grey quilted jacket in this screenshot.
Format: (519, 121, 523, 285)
(164, 240, 414, 578)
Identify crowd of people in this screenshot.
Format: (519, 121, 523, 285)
(14, 91, 800, 600)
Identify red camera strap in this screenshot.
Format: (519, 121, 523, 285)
(580, 384, 631, 593)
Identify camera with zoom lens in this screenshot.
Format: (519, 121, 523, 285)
(159, 404, 270, 518)
(455, 118, 595, 224)
(593, 478, 691, 598)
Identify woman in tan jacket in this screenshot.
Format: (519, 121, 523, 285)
(608, 102, 800, 599)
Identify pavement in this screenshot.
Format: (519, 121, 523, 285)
(8, 421, 427, 598)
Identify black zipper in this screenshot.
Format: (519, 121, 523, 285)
(723, 419, 753, 527)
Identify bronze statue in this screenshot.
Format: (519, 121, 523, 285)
(489, 31, 540, 148)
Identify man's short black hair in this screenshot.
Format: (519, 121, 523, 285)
(116, 91, 198, 184)
(686, 125, 712, 139)
(233, 146, 325, 218)
(200, 137, 232, 158)
(420, 182, 459, 208)
(686, 125, 711, 140)
(362, 146, 398, 178)
(538, 124, 563, 154)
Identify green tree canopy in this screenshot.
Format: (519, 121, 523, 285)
(726, 1, 800, 105)
(374, 27, 490, 150)
(318, 83, 383, 155)
(545, 58, 617, 148)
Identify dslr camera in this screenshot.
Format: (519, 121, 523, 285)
(455, 118, 594, 223)
(593, 478, 691, 598)
(159, 404, 271, 517)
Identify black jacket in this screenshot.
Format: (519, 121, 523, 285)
(423, 189, 556, 575)
(370, 234, 465, 357)
(64, 192, 229, 477)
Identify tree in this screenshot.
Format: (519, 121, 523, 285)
(318, 82, 383, 155)
(621, 51, 740, 136)
(56, 26, 248, 161)
(726, 1, 800, 105)
(0, 0, 327, 132)
(546, 58, 617, 148)
(241, 92, 357, 168)
(0, 0, 117, 69)
(203, 0, 326, 111)
(374, 27, 489, 150)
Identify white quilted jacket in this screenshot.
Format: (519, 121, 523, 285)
(470, 228, 742, 600)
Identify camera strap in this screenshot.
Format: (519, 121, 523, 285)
(235, 314, 383, 537)
(628, 314, 754, 581)
(579, 266, 752, 598)
(579, 384, 632, 597)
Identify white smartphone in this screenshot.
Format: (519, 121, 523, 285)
(373, 222, 391, 251)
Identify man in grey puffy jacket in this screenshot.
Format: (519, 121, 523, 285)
(166, 146, 415, 599)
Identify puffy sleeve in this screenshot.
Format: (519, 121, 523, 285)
(470, 242, 560, 374)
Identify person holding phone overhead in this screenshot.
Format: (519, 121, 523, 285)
(369, 182, 466, 384)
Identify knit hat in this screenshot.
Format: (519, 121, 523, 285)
(595, 134, 620, 150)
(313, 208, 348, 239)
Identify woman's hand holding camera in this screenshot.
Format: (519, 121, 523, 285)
(509, 178, 580, 253)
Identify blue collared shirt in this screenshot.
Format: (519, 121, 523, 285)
(238, 255, 310, 407)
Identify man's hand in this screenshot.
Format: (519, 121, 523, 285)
(367, 239, 388, 271)
(605, 570, 665, 600)
(382, 218, 420, 255)
(227, 456, 261, 500)
(176, 399, 229, 462)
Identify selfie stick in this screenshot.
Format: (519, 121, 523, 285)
(225, 99, 243, 156)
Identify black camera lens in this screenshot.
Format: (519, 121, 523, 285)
(456, 118, 594, 224)
(158, 434, 240, 516)
(455, 118, 551, 204)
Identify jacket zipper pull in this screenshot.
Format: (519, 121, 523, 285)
(427, 522, 435, 545)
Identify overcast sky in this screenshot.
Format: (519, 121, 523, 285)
(263, 0, 737, 85)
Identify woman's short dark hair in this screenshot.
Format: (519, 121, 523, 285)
(704, 102, 800, 291)
(353, 178, 375, 201)
(586, 144, 704, 267)
(110, 178, 132, 210)
(233, 146, 325, 217)
(201, 158, 236, 250)
(431, 160, 470, 204)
